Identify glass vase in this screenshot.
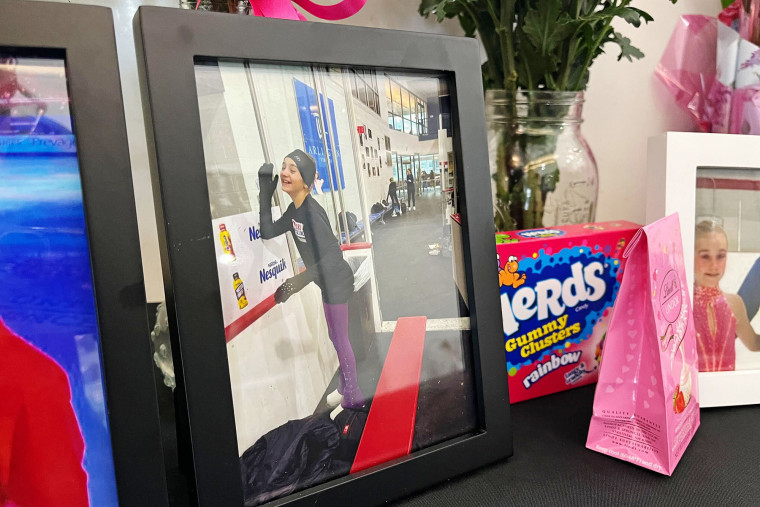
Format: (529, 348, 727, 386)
(486, 90, 598, 231)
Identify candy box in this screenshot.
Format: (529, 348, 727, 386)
(586, 214, 699, 475)
(497, 221, 640, 403)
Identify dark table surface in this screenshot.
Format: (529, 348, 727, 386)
(396, 384, 760, 506)
(151, 296, 758, 506)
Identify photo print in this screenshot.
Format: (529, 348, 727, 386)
(0, 53, 119, 506)
(193, 60, 474, 505)
(694, 166, 760, 373)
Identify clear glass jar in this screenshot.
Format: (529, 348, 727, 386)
(486, 90, 598, 231)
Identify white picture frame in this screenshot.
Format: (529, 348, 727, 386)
(647, 132, 760, 408)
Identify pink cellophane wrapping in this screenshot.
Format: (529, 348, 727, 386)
(655, 16, 727, 132)
(656, 9, 760, 135)
(731, 35, 760, 134)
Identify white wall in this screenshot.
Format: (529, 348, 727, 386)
(354, 100, 394, 204)
(582, 0, 721, 225)
(353, 92, 441, 204)
(37, 0, 721, 300)
(37, 0, 178, 302)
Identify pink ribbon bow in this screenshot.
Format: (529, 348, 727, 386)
(196, 0, 366, 21)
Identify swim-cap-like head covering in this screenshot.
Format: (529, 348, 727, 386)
(286, 149, 317, 187)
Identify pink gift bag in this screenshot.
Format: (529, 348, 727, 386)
(586, 214, 700, 475)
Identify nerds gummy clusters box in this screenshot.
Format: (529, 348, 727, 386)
(496, 221, 640, 403)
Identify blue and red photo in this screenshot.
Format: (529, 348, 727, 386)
(1, 54, 118, 507)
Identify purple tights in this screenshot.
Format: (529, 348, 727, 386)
(323, 302, 365, 408)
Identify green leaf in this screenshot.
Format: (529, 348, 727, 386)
(418, 0, 677, 91)
(419, 0, 485, 37)
(522, 0, 575, 56)
(627, 7, 654, 25)
(515, 24, 561, 89)
(618, 7, 653, 28)
(610, 31, 645, 62)
(418, 0, 462, 22)
(577, 5, 648, 27)
(458, 13, 477, 37)
(579, 22, 596, 50)
(567, 65, 590, 91)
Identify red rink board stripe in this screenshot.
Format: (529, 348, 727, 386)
(350, 316, 427, 473)
(224, 294, 276, 343)
(696, 177, 760, 191)
(340, 242, 372, 251)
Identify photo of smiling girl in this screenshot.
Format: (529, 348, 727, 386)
(258, 149, 366, 414)
(693, 219, 760, 372)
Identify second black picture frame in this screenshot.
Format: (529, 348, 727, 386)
(135, 6, 511, 506)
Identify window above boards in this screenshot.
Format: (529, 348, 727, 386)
(348, 68, 380, 116)
(385, 76, 428, 136)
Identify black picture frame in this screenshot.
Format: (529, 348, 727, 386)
(134, 6, 511, 506)
(1, 2, 168, 505)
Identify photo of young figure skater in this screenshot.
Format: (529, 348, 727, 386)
(258, 149, 366, 415)
(693, 220, 760, 372)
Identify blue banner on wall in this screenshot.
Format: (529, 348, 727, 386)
(293, 79, 345, 193)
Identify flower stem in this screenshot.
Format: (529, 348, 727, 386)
(500, 0, 517, 92)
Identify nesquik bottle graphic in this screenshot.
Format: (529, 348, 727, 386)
(219, 224, 236, 261)
(233, 272, 248, 309)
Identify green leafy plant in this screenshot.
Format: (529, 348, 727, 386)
(419, 0, 678, 92)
